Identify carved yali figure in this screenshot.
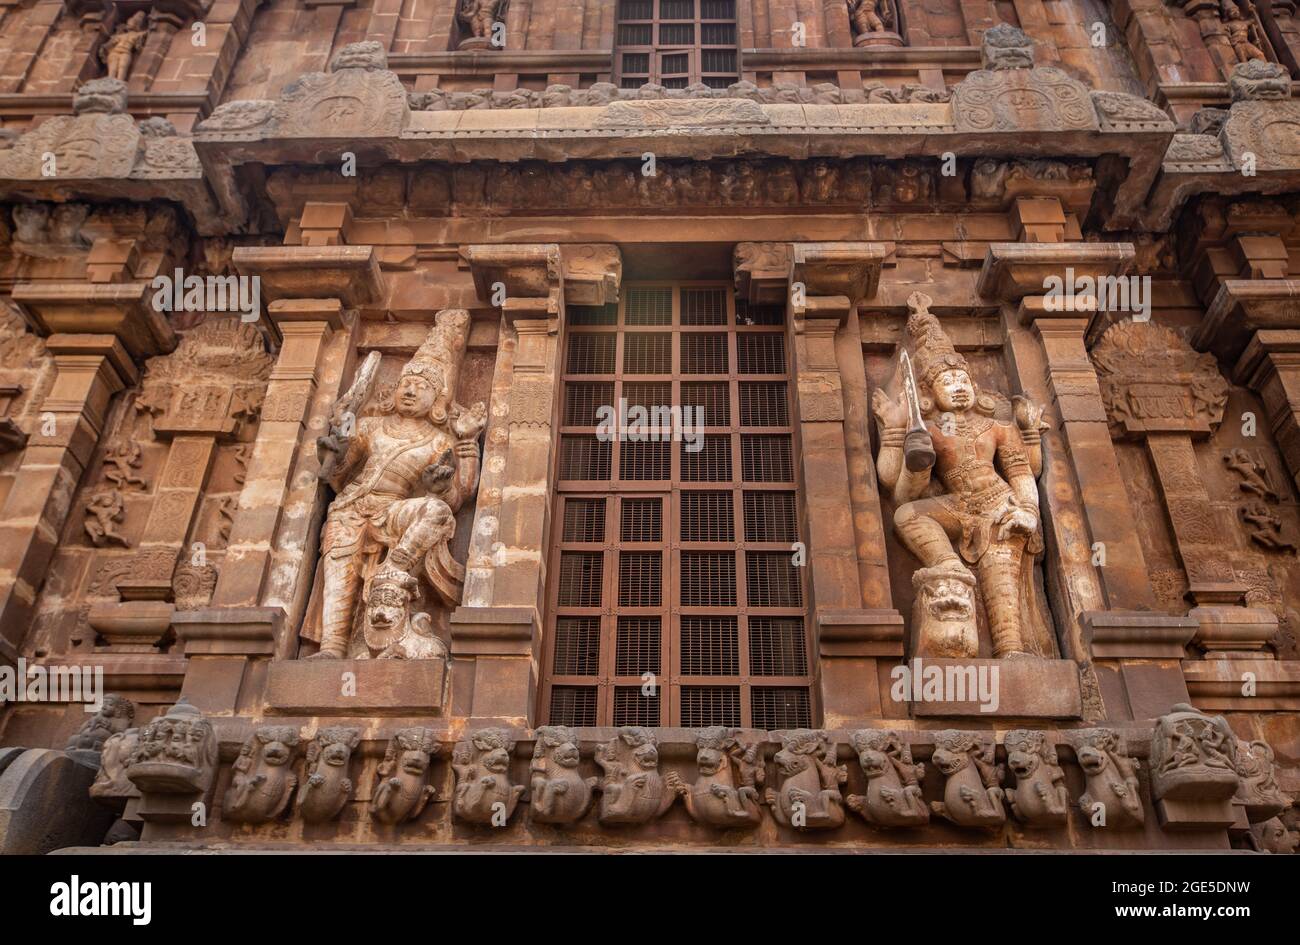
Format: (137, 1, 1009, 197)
(224, 726, 301, 824)
(666, 728, 765, 828)
(296, 727, 360, 823)
(530, 726, 598, 825)
(846, 730, 929, 827)
(1249, 817, 1298, 853)
(765, 730, 847, 830)
(1071, 729, 1144, 829)
(126, 698, 218, 796)
(372, 727, 439, 825)
(1004, 730, 1069, 827)
(873, 292, 1052, 658)
(452, 728, 525, 825)
(1150, 703, 1239, 803)
(1234, 738, 1289, 822)
(307, 309, 487, 660)
(595, 727, 677, 825)
(930, 730, 1006, 828)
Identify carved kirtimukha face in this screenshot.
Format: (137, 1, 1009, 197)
(1007, 747, 1039, 779)
(400, 750, 429, 775)
(697, 747, 725, 775)
(367, 582, 410, 630)
(263, 739, 293, 766)
(932, 368, 975, 412)
(924, 578, 974, 620)
(395, 373, 439, 419)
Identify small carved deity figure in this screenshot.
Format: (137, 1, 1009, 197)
(1249, 817, 1298, 854)
(667, 727, 765, 827)
(848, 0, 894, 41)
(595, 727, 677, 825)
(1004, 730, 1069, 826)
(100, 12, 148, 82)
(846, 729, 929, 827)
(1072, 729, 1144, 829)
(1233, 738, 1289, 822)
(66, 694, 135, 757)
(457, 0, 505, 47)
(296, 727, 360, 823)
(530, 726, 598, 824)
(126, 698, 219, 796)
(1221, 0, 1267, 64)
(309, 309, 487, 660)
(372, 727, 439, 825)
(873, 292, 1051, 659)
(84, 490, 129, 547)
(224, 726, 301, 824)
(1224, 448, 1276, 500)
(930, 730, 1006, 828)
(1150, 703, 1239, 804)
(451, 728, 525, 825)
(765, 730, 847, 830)
(1239, 501, 1297, 553)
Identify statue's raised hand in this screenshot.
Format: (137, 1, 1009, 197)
(871, 387, 909, 431)
(1012, 395, 1047, 435)
(452, 401, 488, 441)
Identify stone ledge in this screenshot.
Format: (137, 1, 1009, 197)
(1084, 611, 1199, 659)
(1184, 659, 1300, 711)
(264, 659, 448, 715)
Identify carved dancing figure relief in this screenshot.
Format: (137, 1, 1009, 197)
(848, 0, 894, 40)
(308, 309, 487, 660)
(100, 12, 149, 82)
(873, 292, 1052, 659)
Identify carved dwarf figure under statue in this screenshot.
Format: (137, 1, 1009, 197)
(873, 292, 1052, 659)
(305, 309, 486, 660)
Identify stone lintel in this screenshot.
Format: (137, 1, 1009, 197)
(1196, 279, 1300, 366)
(13, 282, 176, 360)
(231, 245, 384, 308)
(816, 608, 905, 657)
(449, 605, 537, 656)
(42, 333, 139, 389)
(908, 658, 1083, 718)
(976, 241, 1135, 301)
(172, 606, 282, 656)
(1083, 610, 1199, 659)
(264, 659, 448, 715)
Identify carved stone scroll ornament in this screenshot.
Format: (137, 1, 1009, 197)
(764, 730, 847, 830)
(371, 727, 439, 825)
(1070, 728, 1144, 829)
(125, 698, 218, 797)
(529, 726, 598, 825)
(296, 727, 360, 823)
(305, 308, 487, 660)
(223, 726, 301, 824)
(1004, 730, 1069, 826)
(595, 727, 677, 826)
(845, 729, 929, 827)
(451, 728, 525, 825)
(872, 292, 1053, 659)
(666, 727, 766, 828)
(929, 730, 1006, 828)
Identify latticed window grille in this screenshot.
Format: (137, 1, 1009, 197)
(543, 283, 813, 727)
(614, 0, 739, 90)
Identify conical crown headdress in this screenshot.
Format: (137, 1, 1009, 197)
(401, 308, 471, 400)
(905, 291, 968, 387)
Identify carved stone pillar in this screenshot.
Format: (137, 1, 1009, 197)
(980, 240, 1199, 719)
(736, 241, 904, 727)
(0, 334, 135, 665)
(450, 243, 619, 724)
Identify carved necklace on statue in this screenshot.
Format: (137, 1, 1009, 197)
(381, 415, 437, 441)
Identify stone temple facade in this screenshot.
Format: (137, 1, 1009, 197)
(0, 0, 1299, 854)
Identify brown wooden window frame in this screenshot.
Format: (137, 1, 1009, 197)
(614, 0, 739, 91)
(542, 282, 814, 729)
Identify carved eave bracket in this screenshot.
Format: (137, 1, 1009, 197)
(11, 281, 176, 359)
(462, 243, 563, 322)
(978, 241, 1137, 326)
(232, 245, 384, 309)
(734, 241, 887, 324)
(1194, 278, 1300, 363)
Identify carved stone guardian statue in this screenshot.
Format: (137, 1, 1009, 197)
(930, 730, 1006, 828)
(530, 726, 598, 824)
(307, 309, 486, 660)
(873, 291, 1051, 658)
(372, 727, 439, 825)
(297, 728, 361, 823)
(66, 694, 135, 765)
(846, 729, 929, 827)
(595, 727, 677, 826)
(668, 727, 765, 828)
(223, 726, 301, 824)
(451, 728, 525, 825)
(765, 730, 847, 830)
(1004, 730, 1069, 826)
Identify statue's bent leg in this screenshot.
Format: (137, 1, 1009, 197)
(894, 500, 969, 577)
(383, 497, 456, 575)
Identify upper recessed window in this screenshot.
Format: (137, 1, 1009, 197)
(616, 0, 739, 90)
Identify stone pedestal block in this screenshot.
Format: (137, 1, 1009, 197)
(264, 659, 448, 715)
